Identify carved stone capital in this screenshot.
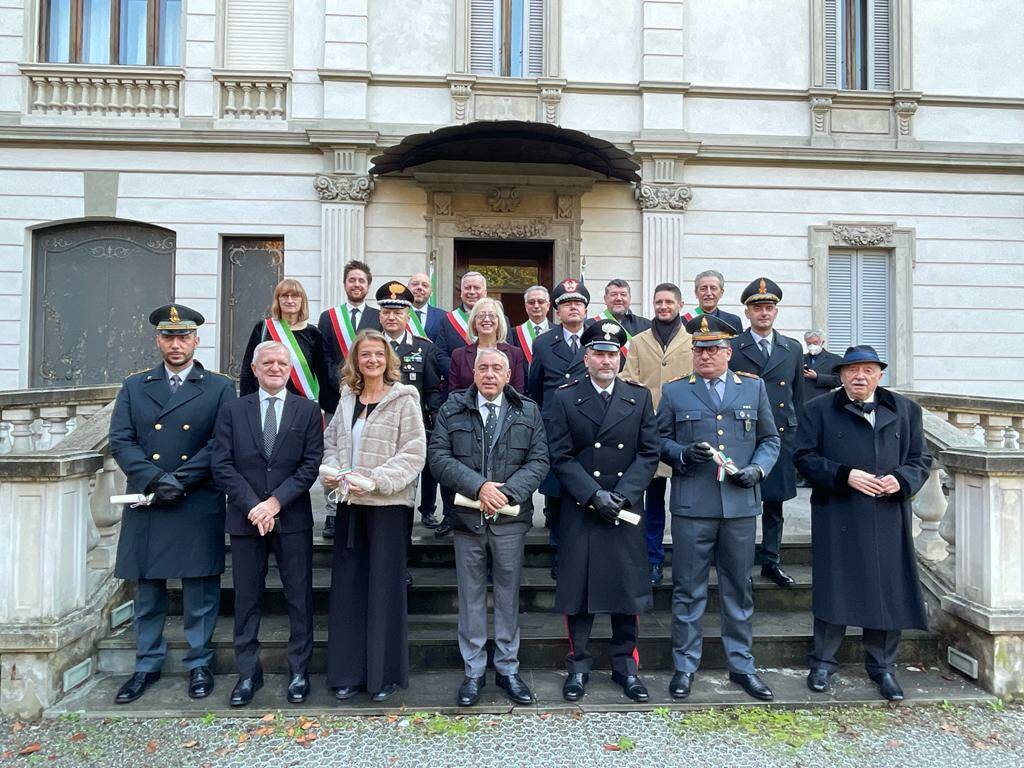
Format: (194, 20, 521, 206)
(539, 86, 562, 125)
(831, 222, 895, 247)
(455, 217, 549, 239)
(810, 95, 833, 134)
(447, 75, 475, 124)
(636, 183, 693, 212)
(894, 100, 919, 137)
(315, 174, 374, 203)
(487, 186, 521, 213)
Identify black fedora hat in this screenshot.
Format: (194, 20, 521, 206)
(832, 344, 888, 374)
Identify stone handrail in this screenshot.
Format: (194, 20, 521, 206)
(899, 389, 1024, 449)
(20, 64, 183, 118)
(0, 385, 120, 454)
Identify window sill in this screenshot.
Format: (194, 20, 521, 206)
(20, 63, 185, 79)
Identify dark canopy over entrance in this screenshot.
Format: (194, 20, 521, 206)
(370, 120, 640, 182)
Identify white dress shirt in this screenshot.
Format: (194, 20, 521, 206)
(259, 387, 288, 436)
(562, 326, 583, 348)
(165, 362, 193, 387)
(591, 379, 615, 398)
(750, 329, 773, 357)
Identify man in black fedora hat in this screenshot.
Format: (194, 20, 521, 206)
(794, 345, 932, 701)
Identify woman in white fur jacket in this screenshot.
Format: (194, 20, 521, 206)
(321, 329, 426, 702)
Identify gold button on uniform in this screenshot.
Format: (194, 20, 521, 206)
(779, 403, 785, 408)
(154, 424, 162, 430)
(152, 453, 160, 460)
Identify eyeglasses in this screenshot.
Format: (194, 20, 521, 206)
(526, 299, 548, 305)
(475, 313, 498, 321)
(693, 346, 727, 356)
(278, 293, 302, 300)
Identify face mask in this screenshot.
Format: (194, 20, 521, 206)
(807, 344, 822, 356)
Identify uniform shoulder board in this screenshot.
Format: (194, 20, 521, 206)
(128, 366, 151, 378)
(412, 334, 430, 343)
(558, 379, 580, 389)
(735, 371, 759, 379)
(621, 378, 643, 387)
(666, 375, 685, 384)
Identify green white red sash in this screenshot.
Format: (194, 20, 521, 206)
(446, 307, 470, 343)
(406, 308, 427, 338)
(264, 319, 320, 400)
(681, 307, 705, 323)
(326, 305, 358, 358)
(592, 308, 633, 355)
(514, 322, 542, 364)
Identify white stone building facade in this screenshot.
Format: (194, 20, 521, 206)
(0, 0, 1021, 395)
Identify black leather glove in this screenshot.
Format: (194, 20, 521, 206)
(588, 490, 621, 524)
(152, 472, 185, 504)
(683, 441, 715, 464)
(608, 491, 629, 511)
(728, 465, 761, 489)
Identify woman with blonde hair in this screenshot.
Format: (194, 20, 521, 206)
(321, 329, 426, 701)
(239, 278, 335, 412)
(446, 297, 527, 394)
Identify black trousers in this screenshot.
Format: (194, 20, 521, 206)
(756, 500, 784, 564)
(230, 530, 313, 678)
(328, 503, 409, 693)
(809, 617, 901, 676)
(565, 612, 639, 676)
(417, 461, 439, 520)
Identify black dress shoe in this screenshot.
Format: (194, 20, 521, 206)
(114, 671, 161, 704)
(229, 670, 264, 707)
(287, 673, 310, 703)
(650, 564, 664, 586)
(562, 672, 588, 701)
(457, 676, 485, 706)
(611, 672, 649, 702)
(669, 671, 693, 699)
(334, 684, 364, 700)
(760, 563, 795, 587)
(322, 515, 336, 539)
(806, 668, 831, 693)
(421, 512, 441, 529)
(496, 673, 534, 705)
(871, 672, 904, 701)
(729, 671, 774, 701)
(372, 683, 399, 702)
(188, 666, 214, 699)
(433, 520, 452, 537)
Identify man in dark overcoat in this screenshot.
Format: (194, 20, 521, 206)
(109, 304, 236, 704)
(729, 277, 805, 587)
(800, 329, 844, 402)
(547, 320, 660, 703)
(794, 345, 932, 701)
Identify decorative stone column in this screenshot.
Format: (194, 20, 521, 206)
(637, 182, 692, 307)
(315, 173, 374, 310)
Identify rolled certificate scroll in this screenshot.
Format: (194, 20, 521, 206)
(454, 493, 520, 517)
(319, 465, 376, 492)
(616, 509, 642, 526)
(700, 442, 738, 481)
(110, 493, 154, 506)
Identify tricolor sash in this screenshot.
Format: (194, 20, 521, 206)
(592, 308, 633, 355)
(514, 322, 542, 364)
(264, 319, 320, 400)
(407, 308, 427, 338)
(446, 307, 470, 344)
(326, 305, 358, 358)
(682, 307, 705, 323)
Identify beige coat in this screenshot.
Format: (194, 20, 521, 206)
(323, 382, 426, 507)
(620, 325, 694, 478)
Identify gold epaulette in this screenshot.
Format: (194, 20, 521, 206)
(558, 379, 579, 389)
(735, 371, 759, 379)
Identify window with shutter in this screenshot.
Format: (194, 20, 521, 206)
(470, 0, 501, 75)
(525, 0, 545, 77)
(827, 249, 892, 382)
(823, 0, 891, 90)
(224, 0, 291, 70)
(469, 0, 544, 78)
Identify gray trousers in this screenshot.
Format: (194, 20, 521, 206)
(670, 515, 756, 675)
(810, 617, 901, 676)
(453, 527, 526, 678)
(134, 575, 220, 673)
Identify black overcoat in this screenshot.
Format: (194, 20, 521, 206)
(793, 386, 932, 630)
(110, 361, 236, 579)
(548, 378, 660, 615)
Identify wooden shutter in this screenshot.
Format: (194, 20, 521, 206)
(525, 0, 545, 77)
(824, 0, 838, 87)
(857, 252, 890, 362)
(827, 251, 855, 352)
(470, 0, 500, 75)
(868, 0, 892, 90)
(225, 0, 290, 70)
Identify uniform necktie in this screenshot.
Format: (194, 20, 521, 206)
(759, 338, 771, 363)
(482, 402, 497, 472)
(350, 307, 359, 328)
(391, 340, 400, 352)
(570, 334, 579, 354)
(263, 396, 278, 459)
(707, 378, 722, 409)
(169, 374, 181, 394)
(600, 390, 612, 411)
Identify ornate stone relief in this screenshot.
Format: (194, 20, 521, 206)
(487, 186, 521, 212)
(314, 174, 374, 203)
(810, 96, 832, 134)
(635, 183, 693, 211)
(434, 192, 452, 216)
(540, 86, 562, 124)
(449, 78, 474, 124)
(894, 100, 918, 137)
(556, 194, 575, 220)
(455, 217, 549, 239)
(831, 223, 895, 247)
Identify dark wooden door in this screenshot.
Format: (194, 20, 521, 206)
(220, 237, 284, 380)
(453, 239, 553, 327)
(31, 221, 175, 386)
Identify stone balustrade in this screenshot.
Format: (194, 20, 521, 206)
(20, 64, 184, 118)
(0, 388, 126, 719)
(212, 70, 290, 121)
(902, 390, 1024, 450)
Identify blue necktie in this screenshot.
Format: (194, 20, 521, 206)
(707, 378, 722, 409)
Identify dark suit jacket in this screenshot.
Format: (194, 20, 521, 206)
(708, 307, 744, 334)
(448, 342, 528, 395)
(410, 304, 446, 343)
(212, 392, 324, 536)
(433, 305, 512, 379)
(317, 304, 380, 411)
(801, 349, 843, 402)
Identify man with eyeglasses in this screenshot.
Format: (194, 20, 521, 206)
(658, 314, 780, 702)
(509, 285, 551, 367)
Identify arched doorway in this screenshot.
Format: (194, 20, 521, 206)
(31, 220, 175, 386)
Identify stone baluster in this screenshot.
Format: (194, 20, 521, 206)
(76, 78, 90, 112)
(980, 414, 1011, 448)
(270, 83, 285, 119)
(166, 80, 179, 116)
(107, 79, 120, 113)
(90, 78, 104, 115)
(137, 81, 150, 116)
(0, 421, 11, 454)
(948, 412, 982, 444)
(1009, 416, 1024, 450)
(911, 464, 948, 561)
(47, 77, 61, 113)
(151, 81, 164, 116)
(938, 470, 956, 564)
(88, 455, 125, 572)
(123, 81, 136, 116)
(240, 83, 253, 118)
(224, 82, 238, 117)
(2, 408, 38, 453)
(37, 406, 74, 451)
(31, 77, 47, 113)
(255, 83, 268, 118)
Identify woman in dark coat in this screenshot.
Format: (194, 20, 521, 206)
(239, 278, 335, 413)
(793, 345, 932, 701)
(446, 297, 527, 394)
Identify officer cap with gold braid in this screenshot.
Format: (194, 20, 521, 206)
(551, 277, 590, 307)
(740, 276, 783, 305)
(149, 303, 204, 335)
(580, 318, 627, 352)
(685, 313, 738, 347)
(376, 280, 415, 309)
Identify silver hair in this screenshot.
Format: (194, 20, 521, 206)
(804, 329, 826, 341)
(693, 270, 725, 290)
(461, 270, 487, 288)
(253, 340, 290, 363)
(474, 347, 510, 369)
(523, 285, 549, 300)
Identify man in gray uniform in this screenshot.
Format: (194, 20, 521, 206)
(658, 314, 781, 701)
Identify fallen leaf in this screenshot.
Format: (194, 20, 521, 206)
(69, 732, 87, 742)
(286, 727, 296, 737)
(183, 739, 199, 748)
(260, 713, 276, 723)
(906, 666, 922, 672)
(12, 722, 24, 732)
(886, 739, 903, 749)
(214, 746, 233, 756)
(538, 713, 552, 720)
(2, 751, 12, 760)
(940, 722, 957, 732)
(146, 739, 158, 754)
(301, 720, 318, 730)
(254, 727, 274, 736)
(603, 744, 621, 752)
(386, 714, 399, 724)
(19, 743, 42, 756)
(971, 740, 989, 750)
